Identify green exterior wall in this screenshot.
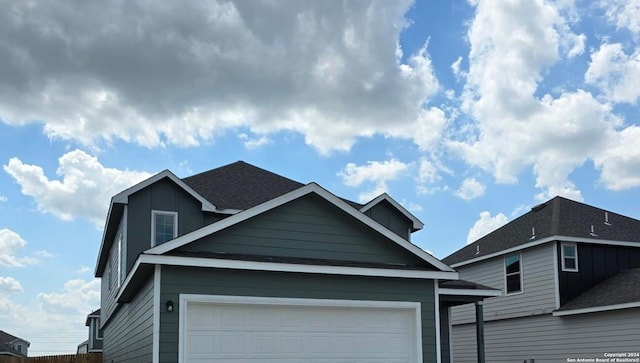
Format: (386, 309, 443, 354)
(126, 178, 204, 273)
(364, 200, 412, 240)
(103, 275, 154, 363)
(159, 266, 437, 363)
(180, 194, 430, 268)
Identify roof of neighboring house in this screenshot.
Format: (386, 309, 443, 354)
(0, 330, 29, 357)
(555, 268, 640, 315)
(85, 308, 100, 326)
(182, 161, 306, 210)
(444, 196, 640, 266)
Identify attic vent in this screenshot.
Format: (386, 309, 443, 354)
(590, 224, 598, 237)
(604, 212, 612, 226)
(529, 227, 536, 240)
(531, 203, 546, 212)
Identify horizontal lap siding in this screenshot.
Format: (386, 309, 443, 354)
(103, 277, 154, 363)
(452, 309, 640, 362)
(160, 266, 437, 363)
(451, 244, 556, 324)
(181, 194, 428, 267)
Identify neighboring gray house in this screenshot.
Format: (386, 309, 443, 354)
(94, 161, 496, 363)
(78, 309, 102, 354)
(0, 330, 30, 358)
(444, 196, 640, 362)
(86, 309, 103, 353)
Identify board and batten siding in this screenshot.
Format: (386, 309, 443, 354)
(102, 276, 154, 363)
(451, 243, 557, 324)
(364, 200, 411, 240)
(180, 193, 429, 268)
(452, 308, 640, 362)
(159, 266, 437, 363)
(126, 178, 204, 272)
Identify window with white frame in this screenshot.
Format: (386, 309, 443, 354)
(505, 254, 522, 294)
(152, 210, 178, 246)
(561, 242, 578, 272)
(95, 321, 103, 340)
(116, 224, 125, 287)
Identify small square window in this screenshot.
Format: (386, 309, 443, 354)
(504, 254, 522, 294)
(561, 243, 578, 272)
(152, 210, 178, 246)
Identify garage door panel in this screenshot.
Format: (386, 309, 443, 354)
(183, 299, 420, 363)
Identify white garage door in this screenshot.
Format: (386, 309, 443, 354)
(180, 295, 422, 363)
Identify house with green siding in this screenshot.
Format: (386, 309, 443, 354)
(94, 161, 498, 363)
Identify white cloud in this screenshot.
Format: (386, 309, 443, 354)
(451, 56, 464, 78)
(4, 149, 151, 227)
(238, 133, 271, 149)
(454, 178, 486, 200)
(387, 107, 449, 152)
(338, 159, 409, 203)
(76, 266, 91, 274)
(38, 278, 100, 314)
(0, 228, 38, 267)
(0, 276, 24, 293)
(450, 0, 622, 200)
(585, 43, 640, 104)
(35, 250, 55, 259)
(594, 125, 640, 190)
(566, 33, 586, 58)
(0, 1, 443, 154)
(401, 199, 423, 213)
(466, 211, 509, 244)
(602, 0, 640, 35)
(0, 277, 99, 355)
(0, 193, 7, 202)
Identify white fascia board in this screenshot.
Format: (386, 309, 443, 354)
(450, 235, 640, 268)
(115, 258, 142, 303)
(94, 199, 116, 276)
(438, 288, 502, 297)
(146, 183, 453, 272)
(137, 254, 459, 280)
(360, 193, 424, 230)
(112, 169, 220, 213)
(552, 301, 640, 316)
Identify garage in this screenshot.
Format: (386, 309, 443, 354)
(179, 295, 423, 363)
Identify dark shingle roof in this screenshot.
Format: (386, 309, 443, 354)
(444, 196, 640, 265)
(182, 161, 305, 210)
(557, 268, 640, 312)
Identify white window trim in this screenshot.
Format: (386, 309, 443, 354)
(561, 242, 579, 272)
(95, 321, 103, 340)
(178, 294, 423, 363)
(504, 253, 523, 295)
(151, 210, 178, 247)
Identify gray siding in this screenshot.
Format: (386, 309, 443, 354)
(451, 244, 556, 324)
(127, 178, 204, 273)
(452, 308, 640, 362)
(364, 200, 411, 240)
(103, 276, 154, 363)
(181, 194, 429, 267)
(101, 234, 119, 325)
(160, 266, 437, 363)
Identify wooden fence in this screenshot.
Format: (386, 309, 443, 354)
(0, 353, 101, 363)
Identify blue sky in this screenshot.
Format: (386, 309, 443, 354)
(1, 0, 640, 355)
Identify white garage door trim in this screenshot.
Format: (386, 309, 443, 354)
(178, 294, 423, 363)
